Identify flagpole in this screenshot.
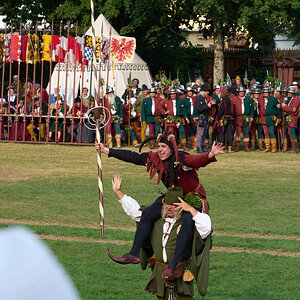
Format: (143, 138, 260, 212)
(0, 24, 7, 141)
(90, 1, 105, 239)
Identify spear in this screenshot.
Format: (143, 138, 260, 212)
(90, 0, 104, 239)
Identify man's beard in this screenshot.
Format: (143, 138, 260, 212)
(107, 93, 115, 105)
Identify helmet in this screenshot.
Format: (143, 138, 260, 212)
(252, 88, 261, 94)
(106, 86, 114, 94)
(262, 87, 270, 93)
(169, 89, 177, 95)
(148, 87, 156, 94)
(287, 86, 296, 94)
(237, 86, 246, 92)
(185, 87, 195, 93)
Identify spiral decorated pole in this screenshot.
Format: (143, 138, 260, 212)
(90, 0, 104, 239)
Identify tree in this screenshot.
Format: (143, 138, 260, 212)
(0, 0, 64, 31)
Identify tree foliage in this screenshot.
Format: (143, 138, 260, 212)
(1, 0, 300, 78)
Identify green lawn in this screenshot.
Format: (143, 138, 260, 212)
(0, 143, 299, 299)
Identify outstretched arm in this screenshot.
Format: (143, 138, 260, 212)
(184, 141, 225, 168)
(112, 174, 142, 222)
(95, 142, 149, 166)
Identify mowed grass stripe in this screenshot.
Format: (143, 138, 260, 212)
(1, 222, 299, 253)
(38, 234, 300, 257)
(0, 219, 299, 240)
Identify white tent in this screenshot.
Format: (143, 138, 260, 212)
(47, 14, 153, 108)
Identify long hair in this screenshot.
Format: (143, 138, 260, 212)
(161, 203, 182, 221)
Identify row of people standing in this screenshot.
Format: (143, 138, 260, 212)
(102, 78, 300, 154)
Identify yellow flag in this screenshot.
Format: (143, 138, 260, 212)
(26, 34, 40, 64)
(41, 34, 51, 61)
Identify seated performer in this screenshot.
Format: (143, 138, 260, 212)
(108, 174, 212, 299)
(95, 131, 224, 278)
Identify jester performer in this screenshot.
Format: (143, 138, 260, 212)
(95, 131, 224, 279)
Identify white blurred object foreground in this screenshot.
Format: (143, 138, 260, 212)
(0, 227, 80, 300)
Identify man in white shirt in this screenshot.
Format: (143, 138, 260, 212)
(107, 174, 212, 299)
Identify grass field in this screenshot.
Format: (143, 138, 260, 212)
(0, 143, 299, 299)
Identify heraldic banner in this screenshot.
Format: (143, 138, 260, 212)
(110, 36, 136, 63)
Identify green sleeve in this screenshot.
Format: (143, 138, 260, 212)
(115, 96, 123, 118)
(141, 98, 147, 122)
(274, 97, 282, 119)
(249, 98, 254, 119)
(182, 99, 188, 118)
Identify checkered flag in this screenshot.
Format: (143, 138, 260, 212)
(84, 47, 92, 61)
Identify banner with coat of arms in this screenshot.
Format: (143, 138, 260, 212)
(110, 36, 136, 63)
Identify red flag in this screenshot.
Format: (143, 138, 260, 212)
(76, 36, 84, 64)
(52, 35, 66, 62)
(20, 35, 28, 62)
(67, 36, 76, 64)
(11, 35, 20, 61)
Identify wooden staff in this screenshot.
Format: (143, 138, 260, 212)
(91, 0, 104, 239)
(0, 24, 7, 140)
(63, 21, 70, 142)
(38, 21, 46, 142)
(46, 20, 54, 143)
(29, 22, 37, 142)
(56, 21, 62, 143)
(14, 21, 22, 142)
(97, 22, 103, 106)
(22, 23, 30, 142)
(7, 26, 13, 140)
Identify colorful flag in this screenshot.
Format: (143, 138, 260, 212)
(110, 36, 136, 63)
(51, 35, 60, 62)
(20, 35, 28, 62)
(76, 36, 85, 63)
(11, 35, 21, 61)
(101, 36, 110, 64)
(84, 35, 101, 62)
(4, 35, 11, 62)
(41, 34, 52, 61)
(84, 47, 92, 61)
(0, 35, 4, 61)
(26, 34, 40, 64)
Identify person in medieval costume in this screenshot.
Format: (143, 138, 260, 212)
(104, 87, 123, 148)
(159, 89, 189, 151)
(48, 100, 65, 142)
(249, 88, 265, 151)
(135, 84, 149, 142)
(258, 87, 281, 153)
(209, 85, 221, 145)
(193, 85, 216, 153)
(281, 86, 300, 153)
(184, 87, 197, 151)
(232, 86, 255, 152)
(122, 78, 142, 141)
(141, 87, 162, 148)
(95, 131, 224, 280)
(109, 175, 212, 299)
(216, 87, 235, 153)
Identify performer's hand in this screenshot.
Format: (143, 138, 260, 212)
(112, 174, 124, 200)
(186, 118, 190, 124)
(95, 142, 109, 154)
(112, 174, 122, 192)
(174, 197, 197, 217)
(275, 119, 280, 126)
(281, 103, 286, 108)
(209, 141, 225, 158)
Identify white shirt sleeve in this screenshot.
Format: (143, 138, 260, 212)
(193, 212, 212, 239)
(119, 194, 142, 222)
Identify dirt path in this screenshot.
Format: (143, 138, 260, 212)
(1, 218, 299, 240)
(39, 234, 300, 257)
